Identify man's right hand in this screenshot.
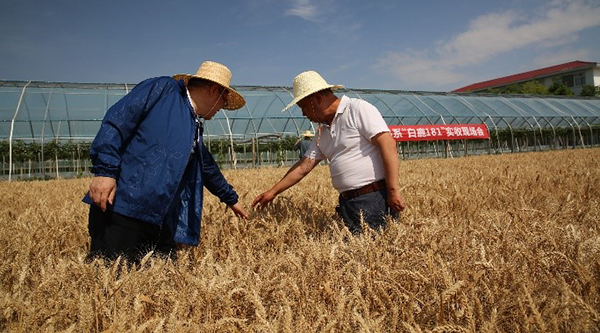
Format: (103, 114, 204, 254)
(251, 158, 319, 210)
(252, 190, 276, 209)
(89, 176, 117, 212)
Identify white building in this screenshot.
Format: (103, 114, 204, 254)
(453, 61, 599, 95)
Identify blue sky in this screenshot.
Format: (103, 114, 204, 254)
(1, 0, 599, 92)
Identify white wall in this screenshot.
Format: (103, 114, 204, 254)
(593, 67, 600, 87)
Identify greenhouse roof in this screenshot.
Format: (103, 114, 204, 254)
(1, 80, 599, 141)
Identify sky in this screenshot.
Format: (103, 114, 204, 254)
(1, 0, 599, 92)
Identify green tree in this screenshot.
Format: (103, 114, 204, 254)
(548, 81, 573, 96)
(521, 81, 548, 95)
(43, 140, 60, 161)
(580, 84, 598, 97)
(484, 88, 501, 94)
(12, 141, 28, 162)
(61, 141, 78, 159)
(281, 136, 297, 151)
(501, 84, 523, 94)
(0, 141, 9, 160)
(25, 142, 40, 161)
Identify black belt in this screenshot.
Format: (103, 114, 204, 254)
(340, 180, 387, 200)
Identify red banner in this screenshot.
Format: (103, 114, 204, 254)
(388, 124, 489, 142)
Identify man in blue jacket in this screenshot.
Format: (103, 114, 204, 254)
(84, 61, 248, 262)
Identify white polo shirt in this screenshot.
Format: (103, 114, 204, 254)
(305, 95, 390, 192)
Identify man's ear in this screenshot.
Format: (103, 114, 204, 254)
(312, 92, 323, 107)
(210, 83, 220, 96)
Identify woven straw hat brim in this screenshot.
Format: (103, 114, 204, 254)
(282, 84, 344, 112)
(281, 70, 344, 112)
(173, 74, 246, 110)
(301, 131, 314, 137)
(173, 61, 245, 110)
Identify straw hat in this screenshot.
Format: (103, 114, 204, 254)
(173, 61, 245, 110)
(301, 130, 314, 137)
(282, 71, 344, 112)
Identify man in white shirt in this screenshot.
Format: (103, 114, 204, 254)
(252, 71, 405, 233)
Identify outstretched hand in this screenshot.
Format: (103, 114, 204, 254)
(228, 202, 249, 219)
(252, 190, 276, 209)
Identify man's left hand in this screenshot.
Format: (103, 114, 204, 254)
(388, 189, 406, 212)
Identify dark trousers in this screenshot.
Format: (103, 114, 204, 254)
(336, 189, 399, 234)
(87, 205, 177, 263)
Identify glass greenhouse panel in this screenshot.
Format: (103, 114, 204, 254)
(380, 116, 402, 126)
(0, 106, 16, 122)
(0, 123, 10, 137)
(30, 123, 45, 139)
(229, 119, 254, 138)
(288, 118, 314, 134)
(65, 93, 106, 117)
(282, 106, 304, 119)
(41, 121, 63, 139)
(21, 91, 51, 120)
(481, 98, 527, 118)
(204, 119, 231, 138)
(383, 96, 429, 119)
(0, 81, 599, 143)
(398, 96, 444, 121)
(358, 94, 401, 118)
(224, 106, 253, 121)
(391, 117, 434, 126)
(0, 88, 22, 113)
(106, 94, 126, 109)
(578, 100, 600, 114)
(9, 123, 33, 139)
(81, 122, 101, 139)
(433, 96, 481, 117)
(261, 118, 296, 135)
(448, 116, 487, 125)
(419, 96, 460, 118)
(68, 107, 104, 122)
(460, 99, 502, 118)
(515, 99, 566, 117)
(548, 100, 596, 117)
(545, 116, 573, 127)
(13, 104, 39, 122)
(68, 121, 99, 139)
(239, 91, 290, 118)
(46, 95, 69, 121)
(582, 116, 599, 126)
(488, 117, 513, 129)
(510, 100, 546, 117)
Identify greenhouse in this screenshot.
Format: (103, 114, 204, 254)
(1, 80, 599, 179)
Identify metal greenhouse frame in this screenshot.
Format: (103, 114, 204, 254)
(1, 80, 599, 180)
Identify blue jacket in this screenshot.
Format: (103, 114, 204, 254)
(83, 76, 238, 245)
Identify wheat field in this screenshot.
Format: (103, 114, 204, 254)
(1, 149, 599, 332)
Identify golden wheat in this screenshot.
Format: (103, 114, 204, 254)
(0, 149, 599, 332)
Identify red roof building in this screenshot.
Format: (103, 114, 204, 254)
(453, 61, 599, 94)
